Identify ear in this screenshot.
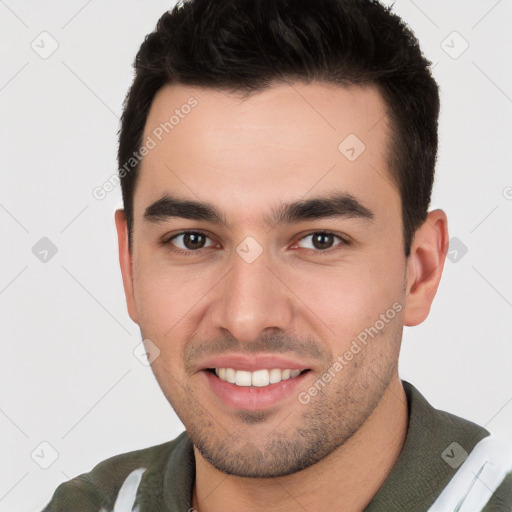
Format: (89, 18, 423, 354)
(114, 209, 139, 324)
(403, 209, 449, 326)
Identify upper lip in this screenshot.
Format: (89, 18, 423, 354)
(199, 354, 312, 372)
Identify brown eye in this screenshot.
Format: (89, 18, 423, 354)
(296, 232, 347, 252)
(167, 231, 215, 252)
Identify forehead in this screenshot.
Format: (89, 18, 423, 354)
(135, 81, 398, 226)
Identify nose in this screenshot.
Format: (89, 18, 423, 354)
(208, 246, 294, 343)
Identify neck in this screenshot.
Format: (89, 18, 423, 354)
(192, 376, 408, 512)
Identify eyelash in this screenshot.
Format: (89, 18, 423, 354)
(161, 230, 350, 257)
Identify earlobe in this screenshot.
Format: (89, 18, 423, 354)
(403, 209, 449, 326)
(114, 209, 139, 324)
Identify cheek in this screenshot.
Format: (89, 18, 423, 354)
(132, 266, 186, 342)
(132, 261, 216, 350)
(132, 270, 193, 396)
(285, 251, 405, 347)
(134, 273, 169, 322)
(134, 253, 191, 316)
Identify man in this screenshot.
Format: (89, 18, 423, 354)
(42, 0, 512, 510)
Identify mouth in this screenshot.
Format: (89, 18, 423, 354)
(206, 367, 311, 387)
(202, 367, 312, 411)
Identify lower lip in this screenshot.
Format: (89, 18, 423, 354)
(202, 370, 310, 411)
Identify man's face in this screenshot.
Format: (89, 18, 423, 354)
(122, 82, 409, 477)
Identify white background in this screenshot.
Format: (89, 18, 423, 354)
(1, 1, 511, 510)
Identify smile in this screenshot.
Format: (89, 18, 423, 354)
(203, 367, 312, 410)
(211, 367, 306, 387)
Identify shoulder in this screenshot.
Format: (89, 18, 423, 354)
(41, 431, 190, 512)
(401, 379, 489, 440)
(367, 381, 512, 511)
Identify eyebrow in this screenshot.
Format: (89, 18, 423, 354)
(143, 191, 374, 228)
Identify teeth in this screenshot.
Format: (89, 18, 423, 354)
(214, 368, 304, 387)
(225, 367, 236, 383)
(252, 369, 269, 387)
(269, 368, 282, 384)
(235, 370, 252, 387)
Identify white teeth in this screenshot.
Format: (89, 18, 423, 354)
(252, 369, 269, 387)
(225, 367, 236, 384)
(213, 367, 304, 387)
(235, 370, 252, 387)
(269, 368, 282, 384)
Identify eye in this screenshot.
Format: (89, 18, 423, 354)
(162, 230, 349, 256)
(164, 231, 217, 254)
(293, 231, 348, 252)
